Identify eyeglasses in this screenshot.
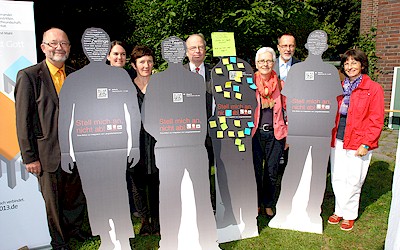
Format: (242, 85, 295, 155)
(43, 41, 70, 48)
(279, 44, 295, 49)
(257, 59, 274, 65)
(188, 45, 205, 52)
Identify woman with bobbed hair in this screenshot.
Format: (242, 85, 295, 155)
(328, 49, 384, 231)
(252, 47, 288, 218)
(128, 45, 160, 235)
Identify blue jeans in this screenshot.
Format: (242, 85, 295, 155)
(252, 129, 284, 208)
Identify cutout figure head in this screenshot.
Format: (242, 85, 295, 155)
(81, 27, 111, 63)
(305, 30, 328, 56)
(161, 36, 186, 64)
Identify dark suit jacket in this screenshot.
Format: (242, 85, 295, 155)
(274, 56, 301, 80)
(15, 60, 75, 172)
(183, 63, 213, 119)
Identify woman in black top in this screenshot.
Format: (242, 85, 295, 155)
(128, 45, 160, 235)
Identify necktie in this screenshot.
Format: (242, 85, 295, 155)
(54, 69, 65, 94)
(195, 67, 200, 74)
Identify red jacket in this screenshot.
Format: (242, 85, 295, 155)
(252, 72, 288, 140)
(331, 74, 384, 150)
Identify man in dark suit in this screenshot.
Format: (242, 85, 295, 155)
(15, 28, 89, 250)
(274, 33, 301, 173)
(274, 33, 301, 82)
(184, 34, 215, 208)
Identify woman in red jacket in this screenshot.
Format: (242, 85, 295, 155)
(328, 49, 384, 231)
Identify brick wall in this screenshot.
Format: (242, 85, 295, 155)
(361, 0, 400, 109)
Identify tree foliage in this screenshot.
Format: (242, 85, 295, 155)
(35, 0, 361, 70)
(123, 0, 361, 70)
(308, 0, 361, 60)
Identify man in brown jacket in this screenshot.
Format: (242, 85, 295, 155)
(15, 27, 89, 250)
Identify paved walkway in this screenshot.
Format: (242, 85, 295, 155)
(373, 129, 399, 164)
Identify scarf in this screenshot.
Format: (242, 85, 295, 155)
(254, 70, 278, 109)
(339, 74, 363, 115)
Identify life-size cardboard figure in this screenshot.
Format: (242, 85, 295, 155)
(209, 57, 258, 242)
(58, 28, 140, 249)
(269, 30, 342, 234)
(142, 36, 219, 250)
(385, 129, 400, 249)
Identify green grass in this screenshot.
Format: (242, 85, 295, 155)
(71, 154, 395, 250)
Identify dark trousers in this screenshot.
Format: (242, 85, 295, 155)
(127, 168, 159, 220)
(205, 135, 216, 210)
(252, 130, 284, 208)
(38, 165, 87, 249)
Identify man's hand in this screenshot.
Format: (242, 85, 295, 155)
(26, 160, 41, 175)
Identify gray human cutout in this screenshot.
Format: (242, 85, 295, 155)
(208, 57, 258, 242)
(269, 30, 342, 233)
(58, 27, 140, 249)
(142, 36, 220, 250)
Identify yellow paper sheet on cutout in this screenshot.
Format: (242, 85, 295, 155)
(224, 91, 231, 98)
(222, 58, 229, 65)
(211, 32, 236, 57)
(226, 64, 234, 71)
(228, 131, 235, 137)
(215, 68, 223, 74)
(217, 131, 224, 138)
(215, 85, 223, 92)
(236, 71, 243, 77)
(219, 116, 226, 124)
(237, 62, 245, 68)
(234, 120, 241, 127)
(225, 81, 232, 88)
(220, 123, 228, 131)
(235, 138, 242, 146)
(235, 93, 242, 100)
(209, 121, 217, 128)
(237, 130, 245, 138)
(238, 144, 245, 152)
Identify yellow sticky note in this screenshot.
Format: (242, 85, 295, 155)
(235, 93, 242, 100)
(236, 71, 243, 77)
(209, 120, 217, 128)
(228, 131, 235, 137)
(222, 58, 229, 65)
(217, 131, 224, 138)
(211, 32, 236, 57)
(225, 81, 232, 88)
(215, 68, 223, 74)
(224, 91, 231, 98)
(238, 144, 246, 152)
(215, 85, 223, 93)
(234, 120, 241, 127)
(237, 62, 245, 68)
(219, 116, 226, 124)
(235, 76, 241, 82)
(220, 123, 228, 131)
(226, 64, 234, 71)
(237, 130, 245, 138)
(235, 138, 242, 146)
